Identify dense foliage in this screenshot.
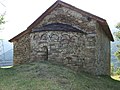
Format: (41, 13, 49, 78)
(114, 23, 120, 61)
(115, 67, 120, 75)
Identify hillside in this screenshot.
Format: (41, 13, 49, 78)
(111, 41, 120, 67)
(0, 49, 13, 60)
(0, 39, 13, 54)
(0, 49, 13, 66)
(0, 61, 120, 90)
(0, 40, 13, 66)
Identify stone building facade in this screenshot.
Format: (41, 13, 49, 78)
(9, 0, 114, 75)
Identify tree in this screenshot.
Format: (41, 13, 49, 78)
(115, 67, 120, 75)
(0, 13, 5, 30)
(111, 64, 115, 75)
(114, 23, 120, 61)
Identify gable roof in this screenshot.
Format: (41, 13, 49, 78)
(9, 0, 114, 42)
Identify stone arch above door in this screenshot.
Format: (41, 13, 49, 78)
(32, 23, 87, 34)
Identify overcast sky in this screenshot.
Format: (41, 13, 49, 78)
(0, 0, 120, 40)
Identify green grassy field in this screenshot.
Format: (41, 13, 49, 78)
(0, 61, 120, 90)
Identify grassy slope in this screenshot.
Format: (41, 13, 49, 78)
(0, 61, 120, 90)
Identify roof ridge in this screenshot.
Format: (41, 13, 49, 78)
(27, 0, 106, 30)
(59, 0, 106, 23)
(9, 0, 114, 42)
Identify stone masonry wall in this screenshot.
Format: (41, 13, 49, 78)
(83, 33, 97, 74)
(13, 34, 30, 64)
(13, 5, 110, 75)
(36, 6, 96, 34)
(30, 31, 85, 71)
(32, 6, 98, 74)
(95, 23, 110, 75)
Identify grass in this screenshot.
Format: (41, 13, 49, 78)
(0, 61, 120, 90)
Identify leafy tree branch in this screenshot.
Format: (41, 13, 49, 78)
(0, 13, 5, 30)
(114, 22, 120, 61)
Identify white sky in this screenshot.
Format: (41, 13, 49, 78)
(0, 0, 120, 40)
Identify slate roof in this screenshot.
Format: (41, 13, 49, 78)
(9, 0, 114, 42)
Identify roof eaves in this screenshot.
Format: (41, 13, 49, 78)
(27, 1, 60, 30)
(9, 1, 60, 42)
(102, 22, 114, 41)
(59, 1, 106, 23)
(9, 0, 114, 42)
(9, 30, 30, 42)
